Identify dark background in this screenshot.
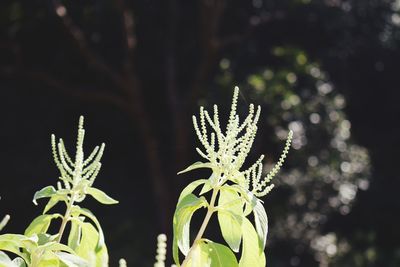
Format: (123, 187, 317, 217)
(1, 0, 400, 266)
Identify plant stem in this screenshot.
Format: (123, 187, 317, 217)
(181, 187, 219, 267)
(56, 194, 75, 243)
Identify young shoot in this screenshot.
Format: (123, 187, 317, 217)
(173, 87, 292, 267)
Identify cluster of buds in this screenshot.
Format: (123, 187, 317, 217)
(154, 234, 167, 267)
(192, 87, 292, 197)
(51, 116, 105, 201)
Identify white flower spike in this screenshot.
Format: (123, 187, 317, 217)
(51, 116, 105, 201)
(191, 86, 292, 196)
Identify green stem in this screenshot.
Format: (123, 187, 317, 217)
(181, 187, 219, 267)
(56, 194, 75, 243)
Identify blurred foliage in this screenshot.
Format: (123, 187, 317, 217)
(215, 47, 370, 266)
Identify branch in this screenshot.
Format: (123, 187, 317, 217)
(187, 0, 226, 107)
(26, 70, 129, 110)
(49, 1, 173, 233)
(111, 0, 146, 102)
(187, 6, 288, 107)
(114, 0, 136, 61)
(51, 0, 127, 92)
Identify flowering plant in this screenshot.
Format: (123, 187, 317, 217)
(0, 116, 118, 267)
(172, 87, 292, 266)
(0, 87, 291, 267)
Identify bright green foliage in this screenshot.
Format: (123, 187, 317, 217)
(173, 87, 292, 267)
(239, 218, 265, 267)
(0, 89, 291, 267)
(0, 116, 118, 267)
(217, 187, 243, 253)
(191, 240, 238, 267)
(0, 232, 88, 266)
(175, 194, 208, 256)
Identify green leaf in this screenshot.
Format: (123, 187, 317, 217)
(68, 219, 82, 251)
(253, 200, 268, 249)
(184, 240, 238, 267)
(178, 162, 213, 174)
(24, 214, 62, 237)
(230, 185, 257, 216)
(0, 251, 15, 267)
(199, 180, 212, 195)
(71, 207, 106, 252)
(0, 234, 30, 243)
(12, 257, 26, 267)
(33, 186, 57, 205)
(184, 242, 209, 267)
(174, 179, 210, 263)
(172, 233, 180, 266)
(217, 187, 243, 252)
(86, 187, 118, 205)
(70, 208, 109, 267)
(39, 241, 76, 255)
(173, 194, 208, 262)
(239, 218, 265, 267)
(177, 179, 207, 203)
(0, 234, 34, 257)
(43, 194, 67, 214)
(36, 233, 57, 246)
(35, 250, 59, 266)
(228, 170, 246, 186)
(74, 222, 108, 267)
(56, 252, 89, 267)
(199, 241, 238, 267)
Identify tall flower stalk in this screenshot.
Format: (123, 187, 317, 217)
(0, 116, 119, 266)
(173, 87, 292, 267)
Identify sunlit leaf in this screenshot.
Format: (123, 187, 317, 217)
(199, 241, 238, 267)
(39, 241, 76, 255)
(253, 200, 268, 249)
(36, 233, 57, 246)
(217, 187, 243, 252)
(74, 222, 108, 267)
(177, 179, 207, 203)
(24, 214, 61, 237)
(239, 218, 265, 267)
(36, 250, 59, 266)
(68, 218, 82, 251)
(33, 186, 57, 205)
(199, 180, 212, 195)
(178, 162, 213, 174)
(229, 170, 246, 187)
(43, 194, 67, 214)
(0, 234, 33, 262)
(185, 242, 209, 267)
(71, 207, 106, 252)
(11, 257, 26, 267)
(172, 233, 180, 266)
(0, 251, 15, 267)
(56, 251, 89, 267)
(86, 187, 118, 205)
(230, 185, 257, 216)
(173, 194, 208, 260)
